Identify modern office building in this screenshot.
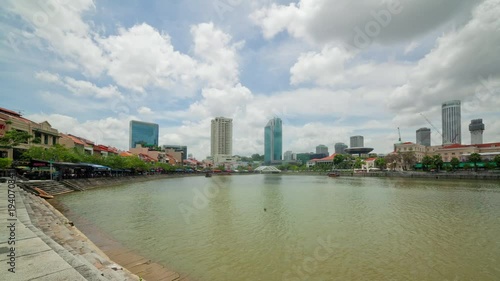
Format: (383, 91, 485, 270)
(416, 127, 431, 146)
(129, 120, 159, 149)
(350, 135, 364, 148)
(469, 119, 485, 145)
(442, 100, 461, 144)
(284, 150, 296, 161)
(316, 144, 329, 155)
(334, 142, 348, 154)
(211, 117, 233, 156)
(264, 117, 283, 164)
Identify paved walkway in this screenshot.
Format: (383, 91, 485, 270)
(0, 176, 139, 280)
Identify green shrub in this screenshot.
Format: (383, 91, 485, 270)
(0, 158, 13, 169)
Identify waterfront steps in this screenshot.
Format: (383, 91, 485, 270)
(0, 179, 139, 280)
(19, 180, 77, 195)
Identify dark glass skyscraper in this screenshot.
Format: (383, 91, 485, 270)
(264, 117, 282, 164)
(416, 127, 431, 146)
(129, 120, 159, 149)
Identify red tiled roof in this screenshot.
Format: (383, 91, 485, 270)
(119, 151, 133, 157)
(312, 153, 337, 161)
(476, 142, 500, 148)
(66, 134, 86, 145)
(365, 158, 377, 161)
(442, 143, 471, 149)
(0, 107, 22, 117)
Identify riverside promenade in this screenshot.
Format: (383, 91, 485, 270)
(0, 175, 140, 280)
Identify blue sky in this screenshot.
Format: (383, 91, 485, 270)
(1, 0, 499, 159)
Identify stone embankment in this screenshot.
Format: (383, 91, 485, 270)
(18, 174, 199, 196)
(351, 171, 500, 180)
(1, 179, 140, 280)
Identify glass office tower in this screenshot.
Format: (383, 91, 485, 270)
(264, 117, 282, 164)
(129, 120, 159, 149)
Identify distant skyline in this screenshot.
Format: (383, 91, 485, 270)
(1, 0, 500, 158)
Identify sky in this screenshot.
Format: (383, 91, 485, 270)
(1, 0, 499, 159)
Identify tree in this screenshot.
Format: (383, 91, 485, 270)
(494, 155, 500, 169)
(422, 155, 433, 171)
(400, 151, 417, 170)
(353, 158, 364, 169)
(374, 158, 386, 170)
(0, 130, 32, 148)
(432, 155, 444, 172)
(385, 154, 400, 171)
(251, 154, 264, 161)
(333, 154, 345, 166)
(0, 158, 12, 169)
(468, 153, 482, 172)
(450, 157, 460, 171)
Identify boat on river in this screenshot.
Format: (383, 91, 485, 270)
(327, 172, 340, 177)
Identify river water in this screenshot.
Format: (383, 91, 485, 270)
(56, 175, 500, 281)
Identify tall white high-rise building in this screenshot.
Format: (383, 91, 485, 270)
(350, 135, 364, 148)
(469, 119, 485, 145)
(442, 100, 461, 144)
(211, 117, 233, 156)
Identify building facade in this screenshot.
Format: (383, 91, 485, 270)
(316, 144, 329, 155)
(163, 145, 187, 162)
(442, 100, 461, 144)
(334, 142, 348, 154)
(416, 127, 431, 146)
(350, 135, 364, 148)
(0, 107, 60, 159)
(469, 119, 485, 145)
(211, 117, 233, 156)
(394, 141, 500, 163)
(129, 120, 159, 149)
(283, 150, 296, 161)
(264, 117, 283, 164)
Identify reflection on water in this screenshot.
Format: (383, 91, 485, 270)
(58, 175, 500, 281)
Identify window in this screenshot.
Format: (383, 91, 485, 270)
(44, 135, 48, 144)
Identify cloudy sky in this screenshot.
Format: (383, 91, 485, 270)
(1, 0, 499, 159)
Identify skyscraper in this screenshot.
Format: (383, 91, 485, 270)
(211, 117, 233, 156)
(416, 127, 431, 146)
(350, 135, 364, 148)
(334, 142, 348, 154)
(264, 117, 282, 164)
(442, 100, 461, 144)
(129, 120, 159, 149)
(316, 144, 329, 155)
(469, 119, 485, 145)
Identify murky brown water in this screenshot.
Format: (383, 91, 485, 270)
(57, 175, 500, 281)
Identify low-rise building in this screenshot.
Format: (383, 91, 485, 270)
(0, 107, 60, 159)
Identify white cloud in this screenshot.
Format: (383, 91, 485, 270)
(290, 46, 411, 88)
(389, 0, 500, 119)
(137, 106, 153, 115)
(35, 71, 60, 83)
(404, 41, 419, 54)
(35, 71, 122, 99)
(191, 22, 244, 88)
(251, 0, 482, 47)
(100, 23, 198, 93)
(5, 0, 107, 76)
